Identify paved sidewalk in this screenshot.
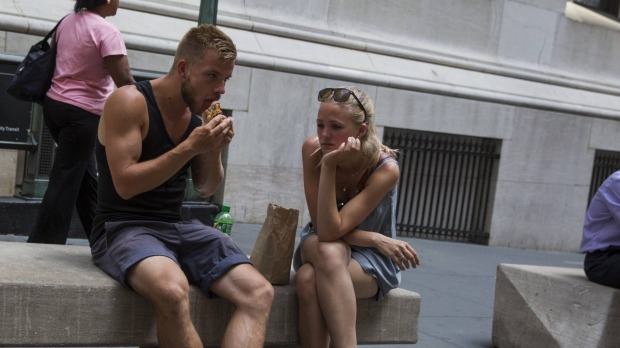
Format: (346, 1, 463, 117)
(231, 224, 583, 348)
(1, 223, 584, 348)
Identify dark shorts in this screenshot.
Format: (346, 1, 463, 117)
(91, 219, 251, 297)
(584, 246, 620, 289)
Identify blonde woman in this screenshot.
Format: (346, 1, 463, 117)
(293, 87, 421, 347)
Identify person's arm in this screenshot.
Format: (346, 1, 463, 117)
(190, 116, 234, 198)
(302, 137, 321, 226)
(99, 86, 232, 199)
(104, 55, 135, 87)
(316, 144, 400, 242)
(342, 229, 420, 270)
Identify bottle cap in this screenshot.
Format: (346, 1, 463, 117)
(222, 204, 230, 213)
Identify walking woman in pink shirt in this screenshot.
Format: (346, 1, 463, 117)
(28, 0, 134, 245)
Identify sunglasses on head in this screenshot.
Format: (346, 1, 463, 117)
(318, 88, 368, 123)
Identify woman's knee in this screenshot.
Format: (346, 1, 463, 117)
(312, 241, 349, 271)
(296, 264, 318, 300)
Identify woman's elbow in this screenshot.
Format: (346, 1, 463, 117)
(316, 223, 347, 242)
(316, 233, 339, 243)
(114, 73, 135, 88)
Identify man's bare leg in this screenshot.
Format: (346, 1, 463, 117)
(211, 263, 274, 348)
(128, 256, 202, 348)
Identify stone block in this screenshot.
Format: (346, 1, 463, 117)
(0, 241, 420, 346)
(492, 263, 620, 348)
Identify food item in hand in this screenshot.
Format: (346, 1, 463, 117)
(202, 102, 222, 123)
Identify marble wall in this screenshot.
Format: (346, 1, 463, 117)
(1, 0, 620, 251)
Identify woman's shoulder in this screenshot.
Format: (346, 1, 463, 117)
(376, 151, 398, 167)
(301, 136, 321, 168)
(303, 136, 319, 146)
(302, 136, 319, 154)
(76, 10, 121, 32)
(370, 152, 399, 183)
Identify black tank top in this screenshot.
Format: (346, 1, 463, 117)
(90, 80, 202, 243)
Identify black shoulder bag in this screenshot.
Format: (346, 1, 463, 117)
(7, 17, 65, 104)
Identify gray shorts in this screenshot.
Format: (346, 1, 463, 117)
(91, 219, 251, 297)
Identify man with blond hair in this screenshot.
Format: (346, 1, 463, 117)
(90, 24, 274, 347)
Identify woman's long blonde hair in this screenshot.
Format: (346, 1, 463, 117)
(319, 86, 396, 171)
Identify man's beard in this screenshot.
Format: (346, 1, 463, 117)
(180, 78, 201, 115)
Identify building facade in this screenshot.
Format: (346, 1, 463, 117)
(1, 0, 620, 251)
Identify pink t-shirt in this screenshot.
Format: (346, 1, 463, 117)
(47, 11, 127, 116)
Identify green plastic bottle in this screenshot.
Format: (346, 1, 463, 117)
(214, 204, 233, 236)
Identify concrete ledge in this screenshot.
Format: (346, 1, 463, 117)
(0, 241, 420, 347)
(492, 263, 620, 348)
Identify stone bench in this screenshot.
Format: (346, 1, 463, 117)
(0, 241, 420, 347)
(492, 263, 620, 348)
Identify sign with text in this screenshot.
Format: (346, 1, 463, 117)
(0, 62, 34, 150)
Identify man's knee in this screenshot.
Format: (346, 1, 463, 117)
(157, 280, 190, 306)
(252, 275, 275, 310)
(130, 265, 191, 315)
(141, 279, 190, 319)
(238, 271, 274, 312)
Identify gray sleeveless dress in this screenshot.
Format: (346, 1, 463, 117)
(292, 156, 401, 301)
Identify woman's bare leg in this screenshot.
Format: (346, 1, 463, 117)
(296, 263, 330, 348)
(301, 237, 356, 347)
(347, 259, 379, 299)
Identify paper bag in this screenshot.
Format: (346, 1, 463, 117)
(250, 203, 299, 285)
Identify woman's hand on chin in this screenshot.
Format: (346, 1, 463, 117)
(322, 136, 360, 167)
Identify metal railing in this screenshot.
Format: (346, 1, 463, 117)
(384, 128, 500, 244)
(589, 149, 620, 203)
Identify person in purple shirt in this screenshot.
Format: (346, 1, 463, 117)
(581, 170, 620, 289)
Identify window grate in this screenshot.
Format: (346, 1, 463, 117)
(384, 128, 500, 244)
(589, 150, 620, 203)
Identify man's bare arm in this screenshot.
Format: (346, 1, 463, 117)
(100, 86, 201, 199)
